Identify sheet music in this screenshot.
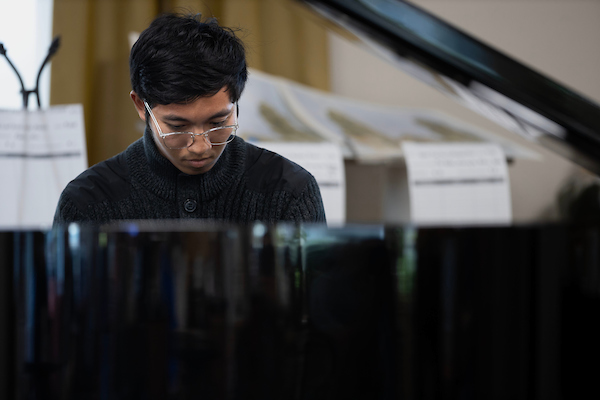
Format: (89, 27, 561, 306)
(403, 142, 511, 225)
(0, 104, 87, 228)
(237, 69, 539, 163)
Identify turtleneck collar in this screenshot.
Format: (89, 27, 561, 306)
(126, 127, 247, 202)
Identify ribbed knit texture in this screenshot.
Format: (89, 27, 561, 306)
(54, 129, 326, 225)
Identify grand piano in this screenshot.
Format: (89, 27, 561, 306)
(2, 0, 600, 399)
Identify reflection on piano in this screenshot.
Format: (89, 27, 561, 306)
(1, 222, 600, 399)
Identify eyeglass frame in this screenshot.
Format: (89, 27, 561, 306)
(143, 100, 239, 149)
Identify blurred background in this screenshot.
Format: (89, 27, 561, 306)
(2, 0, 600, 224)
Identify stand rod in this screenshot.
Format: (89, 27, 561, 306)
(0, 36, 61, 109)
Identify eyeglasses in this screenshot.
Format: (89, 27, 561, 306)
(144, 101, 238, 149)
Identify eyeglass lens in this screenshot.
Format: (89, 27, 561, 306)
(163, 127, 236, 149)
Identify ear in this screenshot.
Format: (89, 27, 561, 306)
(130, 91, 146, 121)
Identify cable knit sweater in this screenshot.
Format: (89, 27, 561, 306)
(53, 128, 326, 224)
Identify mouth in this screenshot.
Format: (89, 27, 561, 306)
(185, 158, 211, 169)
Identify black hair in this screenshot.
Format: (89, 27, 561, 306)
(130, 13, 248, 107)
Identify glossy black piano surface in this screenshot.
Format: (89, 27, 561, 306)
(1, 222, 600, 399)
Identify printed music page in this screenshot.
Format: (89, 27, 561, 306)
(402, 142, 511, 225)
(0, 105, 87, 228)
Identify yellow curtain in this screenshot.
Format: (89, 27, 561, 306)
(50, 0, 330, 166)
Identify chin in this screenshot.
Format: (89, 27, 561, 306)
(184, 163, 215, 175)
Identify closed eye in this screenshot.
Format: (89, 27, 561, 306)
(167, 124, 187, 131)
(210, 119, 228, 127)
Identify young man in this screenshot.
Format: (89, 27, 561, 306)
(54, 13, 326, 224)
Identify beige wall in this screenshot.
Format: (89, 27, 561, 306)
(330, 0, 600, 223)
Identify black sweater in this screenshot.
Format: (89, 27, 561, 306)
(53, 129, 326, 224)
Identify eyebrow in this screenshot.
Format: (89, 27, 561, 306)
(160, 108, 232, 123)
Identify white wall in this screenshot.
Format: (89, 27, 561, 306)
(330, 0, 600, 223)
(0, 0, 54, 110)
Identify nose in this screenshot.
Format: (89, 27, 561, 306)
(187, 132, 212, 154)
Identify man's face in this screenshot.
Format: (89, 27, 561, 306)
(132, 87, 236, 175)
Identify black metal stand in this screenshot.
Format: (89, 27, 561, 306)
(0, 36, 61, 109)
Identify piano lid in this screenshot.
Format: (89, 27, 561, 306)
(298, 0, 600, 175)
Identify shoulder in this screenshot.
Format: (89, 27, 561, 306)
(60, 150, 131, 209)
(242, 141, 315, 196)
